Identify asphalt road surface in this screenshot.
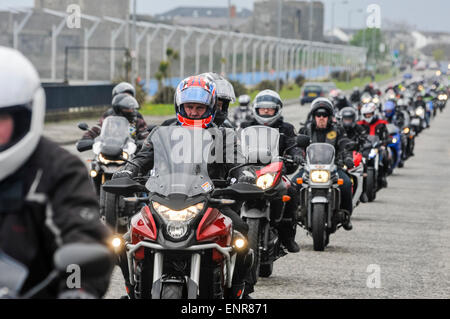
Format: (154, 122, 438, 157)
(59, 75, 449, 299)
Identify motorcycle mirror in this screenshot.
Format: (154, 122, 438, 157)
(76, 139, 94, 152)
(212, 183, 264, 200)
(296, 134, 311, 148)
(53, 243, 113, 278)
(102, 177, 147, 196)
(78, 122, 89, 131)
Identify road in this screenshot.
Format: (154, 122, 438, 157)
(58, 74, 449, 299)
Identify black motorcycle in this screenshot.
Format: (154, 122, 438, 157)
(77, 116, 138, 233)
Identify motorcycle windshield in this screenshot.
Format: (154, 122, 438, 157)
(240, 126, 280, 164)
(146, 126, 214, 197)
(367, 135, 380, 145)
(387, 124, 399, 135)
(97, 116, 130, 149)
(0, 250, 29, 297)
(306, 143, 335, 165)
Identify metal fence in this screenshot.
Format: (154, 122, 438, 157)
(42, 83, 114, 110)
(2, 7, 367, 96)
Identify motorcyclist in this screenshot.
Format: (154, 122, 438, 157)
(201, 72, 236, 128)
(293, 98, 354, 231)
(334, 90, 351, 111)
(113, 75, 254, 299)
(240, 90, 303, 253)
(357, 102, 390, 187)
(0, 47, 113, 298)
(350, 87, 361, 104)
(232, 94, 253, 127)
(339, 106, 368, 152)
(79, 93, 149, 143)
(160, 73, 236, 128)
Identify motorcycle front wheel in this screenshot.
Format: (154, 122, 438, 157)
(312, 203, 327, 251)
(246, 218, 263, 284)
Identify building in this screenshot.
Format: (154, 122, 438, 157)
(248, 0, 324, 41)
(154, 6, 252, 30)
(34, 0, 130, 20)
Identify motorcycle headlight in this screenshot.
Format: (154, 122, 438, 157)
(415, 107, 424, 117)
(310, 170, 330, 183)
(372, 97, 380, 104)
(368, 148, 378, 159)
(122, 152, 129, 160)
(98, 153, 125, 165)
(152, 201, 204, 222)
(256, 173, 276, 190)
(392, 137, 398, 144)
(403, 127, 410, 134)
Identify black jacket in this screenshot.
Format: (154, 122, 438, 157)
(0, 137, 112, 298)
(240, 117, 302, 174)
(299, 122, 353, 164)
(343, 124, 369, 152)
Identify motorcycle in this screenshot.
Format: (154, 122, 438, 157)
(238, 126, 306, 280)
(0, 244, 112, 299)
(411, 104, 427, 133)
(103, 126, 263, 299)
(386, 123, 403, 172)
(436, 91, 448, 112)
(296, 142, 350, 251)
(347, 149, 365, 209)
(77, 116, 138, 233)
(361, 135, 383, 202)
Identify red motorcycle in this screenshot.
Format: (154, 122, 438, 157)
(104, 126, 262, 299)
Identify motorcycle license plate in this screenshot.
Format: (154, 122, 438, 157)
(411, 118, 420, 126)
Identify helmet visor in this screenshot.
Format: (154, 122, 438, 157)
(254, 95, 281, 108)
(177, 87, 213, 107)
(0, 105, 31, 152)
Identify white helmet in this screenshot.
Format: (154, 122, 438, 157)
(360, 102, 377, 124)
(252, 89, 283, 126)
(0, 47, 46, 181)
(238, 94, 251, 106)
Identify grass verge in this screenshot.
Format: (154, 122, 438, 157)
(141, 71, 394, 115)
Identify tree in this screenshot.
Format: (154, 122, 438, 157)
(433, 49, 445, 62)
(153, 48, 179, 103)
(350, 28, 387, 62)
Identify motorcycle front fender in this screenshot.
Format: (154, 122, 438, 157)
(241, 206, 270, 220)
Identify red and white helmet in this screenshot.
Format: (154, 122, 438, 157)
(175, 75, 217, 128)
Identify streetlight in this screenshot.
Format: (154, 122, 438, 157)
(330, 0, 348, 44)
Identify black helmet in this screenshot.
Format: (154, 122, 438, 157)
(112, 93, 138, 123)
(310, 98, 334, 127)
(112, 82, 136, 98)
(340, 106, 357, 129)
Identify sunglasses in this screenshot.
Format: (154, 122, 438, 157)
(315, 113, 329, 118)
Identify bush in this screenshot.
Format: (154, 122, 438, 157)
(295, 74, 305, 88)
(152, 86, 176, 104)
(228, 79, 248, 97)
(254, 79, 284, 92)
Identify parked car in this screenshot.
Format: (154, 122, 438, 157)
(300, 82, 336, 105)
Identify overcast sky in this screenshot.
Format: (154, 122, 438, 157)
(1, 0, 449, 33)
